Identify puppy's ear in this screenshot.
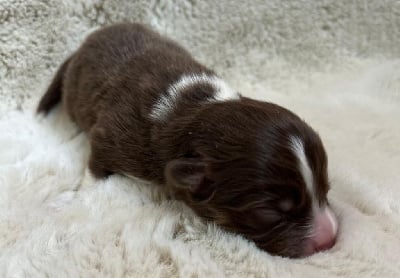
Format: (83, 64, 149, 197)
(165, 158, 213, 198)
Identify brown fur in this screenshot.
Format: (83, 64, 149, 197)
(38, 23, 330, 258)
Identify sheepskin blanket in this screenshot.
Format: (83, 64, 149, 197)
(1, 1, 400, 277)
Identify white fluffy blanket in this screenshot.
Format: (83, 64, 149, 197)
(1, 1, 400, 277)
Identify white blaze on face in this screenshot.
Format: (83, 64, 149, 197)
(291, 136, 338, 254)
(290, 136, 317, 207)
(149, 73, 239, 120)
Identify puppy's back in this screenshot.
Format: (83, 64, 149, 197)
(61, 23, 209, 131)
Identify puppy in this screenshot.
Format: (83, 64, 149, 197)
(38, 23, 338, 258)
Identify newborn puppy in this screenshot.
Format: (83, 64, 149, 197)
(38, 23, 338, 258)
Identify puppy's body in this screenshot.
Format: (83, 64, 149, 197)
(38, 23, 337, 257)
(51, 24, 214, 180)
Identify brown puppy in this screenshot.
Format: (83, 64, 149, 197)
(38, 23, 338, 258)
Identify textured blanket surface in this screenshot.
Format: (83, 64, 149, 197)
(1, 1, 400, 277)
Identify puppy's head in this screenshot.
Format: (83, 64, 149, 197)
(165, 98, 338, 258)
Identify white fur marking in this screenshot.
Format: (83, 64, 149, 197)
(150, 73, 238, 120)
(290, 136, 317, 206)
(210, 76, 239, 101)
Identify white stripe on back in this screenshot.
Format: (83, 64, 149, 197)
(149, 73, 239, 120)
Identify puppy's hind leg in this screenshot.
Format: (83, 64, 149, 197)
(88, 124, 115, 179)
(88, 148, 113, 179)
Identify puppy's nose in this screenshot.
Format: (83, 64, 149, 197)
(313, 207, 338, 250)
(305, 207, 338, 255)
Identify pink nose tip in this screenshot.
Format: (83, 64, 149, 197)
(305, 207, 338, 255)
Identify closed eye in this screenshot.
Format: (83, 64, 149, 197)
(278, 199, 294, 212)
(253, 207, 282, 224)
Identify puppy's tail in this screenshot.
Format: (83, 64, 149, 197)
(37, 56, 72, 114)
